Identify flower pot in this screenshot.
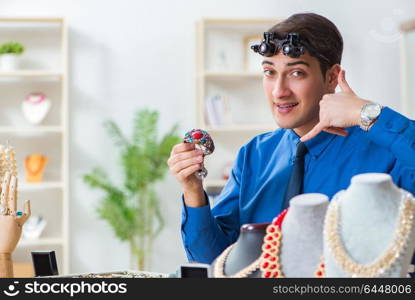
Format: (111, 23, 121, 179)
(0, 54, 20, 71)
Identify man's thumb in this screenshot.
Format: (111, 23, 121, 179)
(338, 70, 354, 94)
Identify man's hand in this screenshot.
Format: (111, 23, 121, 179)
(300, 70, 371, 142)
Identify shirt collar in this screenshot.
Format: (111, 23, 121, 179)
(287, 129, 337, 159)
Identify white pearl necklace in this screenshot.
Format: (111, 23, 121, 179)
(325, 189, 415, 277)
(213, 243, 261, 278)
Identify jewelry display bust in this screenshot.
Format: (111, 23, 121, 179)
(21, 92, 51, 125)
(324, 173, 415, 277)
(279, 193, 328, 277)
(212, 193, 329, 278)
(212, 223, 267, 278)
(25, 154, 48, 183)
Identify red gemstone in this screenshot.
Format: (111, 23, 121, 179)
(274, 272, 279, 277)
(265, 244, 271, 250)
(266, 236, 273, 241)
(270, 257, 276, 262)
(192, 132, 203, 139)
(317, 271, 322, 276)
(268, 227, 275, 233)
(263, 253, 270, 259)
(270, 264, 276, 270)
(275, 233, 280, 238)
(321, 264, 325, 268)
(272, 241, 278, 246)
(264, 272, 271, 278)
(262, 262, 269, 269)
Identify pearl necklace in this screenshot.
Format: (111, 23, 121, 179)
(214, 209, 326, 278)
(213, 243, 261, 278)
(325, 189, 415, 277)
(260, 209, 325, 278)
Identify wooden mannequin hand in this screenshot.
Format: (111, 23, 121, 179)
(0, 172, 31, 277)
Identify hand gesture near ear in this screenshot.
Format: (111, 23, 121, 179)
(300, 70, 371, 142)
(0, 172, 31, 277)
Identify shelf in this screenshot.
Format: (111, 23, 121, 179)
(20, 181, 63, 191)
(203, 71, 263, 79)
(0, 70, 63, 79)
(0, 16, 69, 275)
(205, 125, 276, 133)
(18, 237, 63, 247)
(0, 126, 63, 133)
(0, 18, 63, 24)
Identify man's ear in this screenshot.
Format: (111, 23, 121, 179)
(325, 64, 341, 92)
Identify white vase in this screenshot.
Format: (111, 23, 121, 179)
(0, 54, 20, 71)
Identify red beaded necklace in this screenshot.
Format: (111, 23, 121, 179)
(260, 209, 325, 278)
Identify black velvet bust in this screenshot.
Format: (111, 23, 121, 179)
(211, 223, 269, 278)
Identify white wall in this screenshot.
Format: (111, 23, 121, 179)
(1, 0, 414, 274)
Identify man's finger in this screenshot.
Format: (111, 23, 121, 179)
(171, 142, 195, 155)
(338, 70, 355, 94)
(323, 127, 349, 137)
(300, 122, 325, 142)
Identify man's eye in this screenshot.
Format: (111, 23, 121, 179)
(263, 69, 274, 76)
(291, 71, 304, 77)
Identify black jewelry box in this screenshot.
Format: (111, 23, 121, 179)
(31, 250, 59, 277)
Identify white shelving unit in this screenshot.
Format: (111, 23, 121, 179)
(0, 17, 68, 276)
(196, 19, 280, 196)
(20, 181, 64, 191)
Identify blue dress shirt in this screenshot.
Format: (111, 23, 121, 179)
(181, 107, 415, 264)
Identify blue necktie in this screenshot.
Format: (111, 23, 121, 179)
(282, 142, 308, 210)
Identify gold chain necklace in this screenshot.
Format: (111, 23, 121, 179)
(325, 189, 415, 277)
(213, 243, 261, 278)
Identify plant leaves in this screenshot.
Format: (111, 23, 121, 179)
(83, 109, 181, 258)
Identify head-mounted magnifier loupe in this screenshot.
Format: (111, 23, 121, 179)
(251, 32, 329, 63)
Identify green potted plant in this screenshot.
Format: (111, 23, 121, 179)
(0, 41, 25, 71)
(83, 109, 181, 270)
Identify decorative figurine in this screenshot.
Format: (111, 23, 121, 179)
(0, 142, 32, 278)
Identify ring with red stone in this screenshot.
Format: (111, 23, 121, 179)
(183, 129, 215, 180)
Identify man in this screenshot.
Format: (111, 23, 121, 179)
(167, 13, 415, 264)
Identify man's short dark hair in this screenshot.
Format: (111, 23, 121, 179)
(269, 13, 343, 77)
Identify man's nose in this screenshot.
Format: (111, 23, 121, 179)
(272, 79, 292, 99)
